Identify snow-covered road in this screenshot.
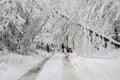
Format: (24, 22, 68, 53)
(36, 53, 120, 80)
(0, 52, 51, 80)
(18, 57, 50, 80)
(0, 53, 120, 80)
(63, 55, 79, 80)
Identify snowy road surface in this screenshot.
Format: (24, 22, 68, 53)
(63, 55, 79, 80)
(36, 53, 120, 80)
(0, 53, 120, 80)
(18, 57, 49, 80)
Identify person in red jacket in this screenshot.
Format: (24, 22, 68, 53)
(67, 48, 72, 53)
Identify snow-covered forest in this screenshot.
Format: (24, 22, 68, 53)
(1, 0, 120, 55)
(0, 0, 120, 80)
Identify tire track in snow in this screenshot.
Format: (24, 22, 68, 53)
(17, 57, 50, 80)
(63, 54, 79, 80)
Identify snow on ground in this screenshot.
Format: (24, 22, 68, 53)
(36, 52, 120, 80)
(0, 50, 51, 80)
(0, 51, 120, 80)
(17, 57, 49, 80)
(69, 53, 120, 80)
(36, 53, 64, 80)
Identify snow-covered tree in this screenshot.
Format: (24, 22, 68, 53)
(0, 0, 120, 55)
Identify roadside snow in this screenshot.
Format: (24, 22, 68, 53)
(0, 51, 120, 80)
(36, 52, 120, 80)
(69, 53, 120, 80)
(0, 50, 51, 80)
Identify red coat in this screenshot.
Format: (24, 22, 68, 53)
(68, 48, 72, 53)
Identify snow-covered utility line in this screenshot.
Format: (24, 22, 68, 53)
(62, 16, 120, 48)
(76, 23, 120, 48)
(87, 26, 120, 47)
(17, 57, 50, 80)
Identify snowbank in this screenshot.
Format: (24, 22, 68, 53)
(0, 51, 50, 80)
(69, 53, 120, 80)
